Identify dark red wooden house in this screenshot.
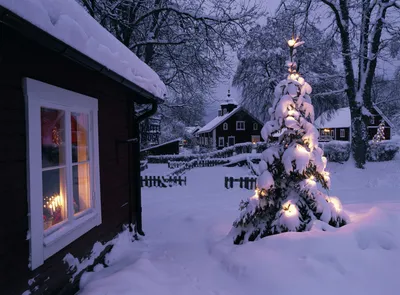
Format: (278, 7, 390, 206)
(197, 91, 263, 149)
(315, 106, 394, 142)
(0, 1, 165, 294)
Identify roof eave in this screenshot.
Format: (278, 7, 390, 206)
(0, 6, 164, 105)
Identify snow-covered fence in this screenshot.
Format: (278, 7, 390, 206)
(141, 175, 187, 187)
(167, 158, 230, 175)
(246, 158, 260, 176)
(367, 141, 399, 161)
(148, 154, 198, 164)
(225, 176, 257, 190)
(147, 142, 270, 163)
(140, 160, 148, 171)
(168, 161, 186, 169)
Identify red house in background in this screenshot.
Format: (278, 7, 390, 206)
(0, 1, 165, 294)
(197, 91, 264, 149)
(315, 106, 394, 142)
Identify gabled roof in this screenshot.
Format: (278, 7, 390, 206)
(373, 103, 395, 128)
(314, 107, 351, 128)
(0, 0, 166, 100)
(197, 106, 263, 134)
(315, 106, 394, 128)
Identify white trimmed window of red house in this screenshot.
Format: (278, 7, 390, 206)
(223, 123, 228, 130)
(218, 137, 224, 147)
(236, 121, 245, 130)
(253, 123, 258, 130)
(25, 78, 101, 270)
(340, 129, 345, 138)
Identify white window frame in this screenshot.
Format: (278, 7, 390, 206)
(236, 121, 245, 131)
(253, 123, 258, 130)
(222, 108, 228, 115)
(218, 137, 225, 147)
(340, 128, 345, 138)
(223, 122, 228, 130)
(25, 78, 101, 270)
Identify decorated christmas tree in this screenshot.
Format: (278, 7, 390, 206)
(231, 37, 348, 244)
(372, 120, 385, 143)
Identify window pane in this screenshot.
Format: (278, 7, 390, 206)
(43, 168, 66, 230)
(72, 112, 89, 163)
(41, 108, 65, 168)
(73, 163, 91, 214)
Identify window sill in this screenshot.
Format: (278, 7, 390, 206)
(43, 210, 101, 259)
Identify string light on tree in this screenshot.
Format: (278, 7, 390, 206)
(372, 120, 385, 143)
(231, 36, 348, 244)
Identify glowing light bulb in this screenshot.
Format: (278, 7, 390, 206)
(282, 201, 298, 217)
(288, 39, 296, 47)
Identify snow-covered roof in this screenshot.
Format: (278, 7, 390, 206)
(314, 107, 351, 128)
(185, 126, 200, 134)
(315, 106, 395, 129)
(0, 0, 166, 99)
(141, 138, 182, 152)
(197, 107, 241, 134)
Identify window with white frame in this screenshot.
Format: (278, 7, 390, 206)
(25, 78, 101, 270)
(340, 128, 345, 138)
(218, 137, 224, 147)
(223, 123, 228, 130)
(236, 121, 245, 130)
(253, 123, 258, 130)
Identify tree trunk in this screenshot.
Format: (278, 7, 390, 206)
(350, 103, 368, 168)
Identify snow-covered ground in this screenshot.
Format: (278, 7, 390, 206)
(78, 157, 400, 295)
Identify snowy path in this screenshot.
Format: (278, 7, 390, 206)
(79, 161, 400, 295)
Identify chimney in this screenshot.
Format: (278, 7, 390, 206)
(220, 89, 238, 114)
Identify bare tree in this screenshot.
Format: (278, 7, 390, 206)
(278, 0, 400, 168)
(78, 0, 263, 136)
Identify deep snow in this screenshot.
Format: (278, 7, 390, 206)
(78, 158, 400, 295)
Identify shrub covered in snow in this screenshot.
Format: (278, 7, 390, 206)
(231, 38, 347, 244)
(367, 141, 399, 162)
(321, 141, 351, 162)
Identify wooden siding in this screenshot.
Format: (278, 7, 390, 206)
(0, 25, 137, 294)
(198, 109, 263, 149)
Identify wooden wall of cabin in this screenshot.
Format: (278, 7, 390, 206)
(0, 25, 135, 294)
(215, 110, 263, 149)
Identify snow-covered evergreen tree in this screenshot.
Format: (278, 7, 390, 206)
(372, 120, 386, 143)
(231, 37, 348, 244)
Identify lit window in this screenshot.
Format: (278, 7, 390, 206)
(251, 135, 260, 143)
(223, 123, 228, 130)
(236, 121, 245, 130)
(253, 123, 258, 130)
(218, 137, 224, 147)
(25, 78, 101, 269)
(340, 129, 345, 138)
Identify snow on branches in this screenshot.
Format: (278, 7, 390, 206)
(231, 37, 348, 244)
